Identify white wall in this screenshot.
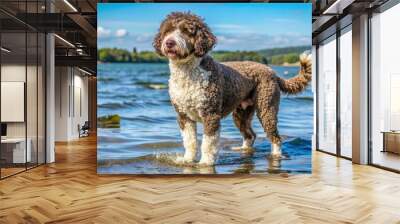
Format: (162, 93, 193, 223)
(1, 63, 46, 164)
(55, 67, 70, 141)
(54, 67, 89, 141)
(1, 82, 25, 122)
(72, 73, 89, 138)
(1, 65, 26, 139)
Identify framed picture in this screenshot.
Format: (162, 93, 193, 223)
(97, 3, 312, 174)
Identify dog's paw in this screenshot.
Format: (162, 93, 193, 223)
(232, 139, 255, 152)
(267, 153, 287, 160)
(232, 146, 254, 157)
(175, 155, 195, 165)
(198, 157, 216, 167)
(198, 166, 216, 174)
(232, 145, 254, 151)
(268, 153, 282, 159)
(231, 146, 243, 151)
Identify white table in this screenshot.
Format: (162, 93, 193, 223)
(381, 131, 400, 154)
(1, 138, 31, 163)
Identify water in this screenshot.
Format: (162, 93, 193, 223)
(97, 63, 313, 174)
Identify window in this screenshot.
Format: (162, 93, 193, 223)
(339, 26, 352, 158)
(0, 1, 46, 179)
(317, 35, 337, 154)
(370, 3, 400, 171)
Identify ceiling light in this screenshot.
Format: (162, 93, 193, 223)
(322, 0, 354, 15)
(323, 0, 341, 14)
(76, 48, 85, 55)
(1, 47, 11, 53)
(78, 67, 93, 76)
(54, 34, 75, 48)
(63, 0, 78, 12)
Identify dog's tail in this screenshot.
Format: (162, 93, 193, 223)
(277, 53, 312, 94)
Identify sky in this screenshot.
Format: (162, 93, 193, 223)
(98, 3, 311, 51)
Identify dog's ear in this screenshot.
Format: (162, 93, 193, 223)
(153, 16, 172, 56)
(194, 26, 216, 57)
(153, 30, 164, 56)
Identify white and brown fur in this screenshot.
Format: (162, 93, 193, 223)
(153, 12, 312, 166)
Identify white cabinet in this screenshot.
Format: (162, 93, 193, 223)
(1, 138, 31, 163)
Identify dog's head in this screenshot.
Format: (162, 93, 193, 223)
(153, 12, 216, 61)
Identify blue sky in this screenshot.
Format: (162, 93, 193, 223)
(98, 3, 311, 51)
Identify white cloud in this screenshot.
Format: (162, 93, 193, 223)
(98, 30, 310, 52)
(115, 29, 128, 38)
(98, 26, 111, 39)
(213, 24, 245, 30)
(98, 33, 155, 51)
(214, 33, 311, 51)
(132, 33, 153, 43)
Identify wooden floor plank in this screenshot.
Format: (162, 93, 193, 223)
(0, 136, 399, 223)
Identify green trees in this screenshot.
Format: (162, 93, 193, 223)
(270, 53, 299, 65)
(211, 51, 268, 64)
(133, 51, 167, 63)
(98, 48, 167, 63)
(258, 46, 310, 58)
(260, 46, 310, 65)
(98, 48, 132, 62)
(97, 46, 309, 65)
(98, 48, 268, 64)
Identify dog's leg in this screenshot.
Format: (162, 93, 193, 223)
(199, 130, 220, 166)
(232, 106, 256, 150)
(255, 83, 282, 159)
(199, 115, 220, 166)
(176, 114, 197, 164)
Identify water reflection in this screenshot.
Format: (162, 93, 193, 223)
(97, 63, 312, 174)
(97, 147, 290, 174)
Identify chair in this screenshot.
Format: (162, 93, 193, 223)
(79, 121, 90, 138)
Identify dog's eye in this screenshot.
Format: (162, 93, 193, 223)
(161, 22, 175, 34)
(179, 25, 195, 36)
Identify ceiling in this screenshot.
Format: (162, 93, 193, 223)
(312, 0, 390, 43)
(0, 0, 97, 74)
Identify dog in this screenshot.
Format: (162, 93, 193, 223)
(153, 12, 312, 166)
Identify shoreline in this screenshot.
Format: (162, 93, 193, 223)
(97, 61, 301, 66)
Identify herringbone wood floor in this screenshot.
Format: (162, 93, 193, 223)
(1, 136, 400, 224)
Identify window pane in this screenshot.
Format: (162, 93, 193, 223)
(371, 4, 400, 171)
(318, 36, 337, 154)
(340, 27, 352, 158)
(38, 33, 45, 165)
(1, 31, 27, 177)
(27, 31, 38, 169)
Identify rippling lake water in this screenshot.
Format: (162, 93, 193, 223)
(97, 63, 313, 174)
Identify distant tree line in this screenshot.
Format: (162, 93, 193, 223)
(258, 46, 310, 65)
(269, 53, 299, 65)
(258, 46, 310, 58)
(98, 45, 310, 65)
(210, 51, 268, 64)
(98, 48, 167, 63)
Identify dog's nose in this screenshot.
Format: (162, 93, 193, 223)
(166, 39, 176, 48)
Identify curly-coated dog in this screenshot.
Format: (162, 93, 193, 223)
(153, 12, 312, 166)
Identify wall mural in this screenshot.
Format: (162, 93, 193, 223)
(97, 3, 313, 174)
